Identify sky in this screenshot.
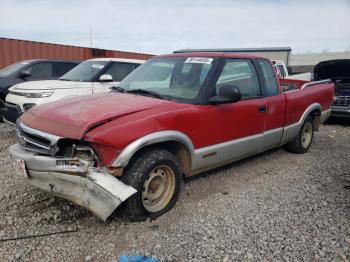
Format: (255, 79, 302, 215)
(0, 0, 349, 55)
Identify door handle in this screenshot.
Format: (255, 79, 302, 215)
(258, 105, 266, 113)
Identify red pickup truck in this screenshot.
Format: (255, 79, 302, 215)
(9, 52, 334, 221)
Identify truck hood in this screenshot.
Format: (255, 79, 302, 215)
(314, 59, 350, 83)
(20, 93, 169, 139)
(10, 80, 98, 91)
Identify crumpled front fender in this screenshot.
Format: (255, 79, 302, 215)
(9, 144, 137, 221)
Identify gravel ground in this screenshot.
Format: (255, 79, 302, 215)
(0, 119, 349, 261)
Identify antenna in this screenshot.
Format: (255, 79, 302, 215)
(89, 26, 94, 94)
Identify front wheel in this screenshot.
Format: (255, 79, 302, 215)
(285, 116, 314, 154)
(120, 148, 182, 221)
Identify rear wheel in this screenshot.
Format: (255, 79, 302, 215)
(285, 116, 314, 154)
(120, 148, 182, 221)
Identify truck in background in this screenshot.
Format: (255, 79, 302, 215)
(272, 60, 312, 80)
(314, 59, 350, 118)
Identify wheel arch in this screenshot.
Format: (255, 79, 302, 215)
(111, 131, 195, 176)
(308, 108, 321, 131)
(300, 103, 322, 131)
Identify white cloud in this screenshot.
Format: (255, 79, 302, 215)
(0, 0, 349, 54)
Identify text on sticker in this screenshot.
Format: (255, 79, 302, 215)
(185, 57, 214, 64)
(91, 64, 105, 69)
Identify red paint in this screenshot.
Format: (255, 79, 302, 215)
(19, 53, 334, 167)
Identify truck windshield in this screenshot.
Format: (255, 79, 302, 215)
(59, 61, 108, 82)
(0, 61, 28, 76)
(117, 57, 214, 101)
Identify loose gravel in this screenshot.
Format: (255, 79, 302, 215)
(0, 120, 349, 261)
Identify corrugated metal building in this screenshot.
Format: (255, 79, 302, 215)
(0, 37, 153, 68)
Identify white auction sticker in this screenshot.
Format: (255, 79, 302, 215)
(91, 64, 105, 69)
(185, 57, 213, 64)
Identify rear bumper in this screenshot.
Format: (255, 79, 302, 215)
(330, 106, 350, 118)
(8, 144, 136, 221)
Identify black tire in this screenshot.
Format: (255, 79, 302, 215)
(120, 148, 182, 221)
(285, 116, 314, 154)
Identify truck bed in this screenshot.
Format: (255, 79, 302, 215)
(280, 78, 334, 125)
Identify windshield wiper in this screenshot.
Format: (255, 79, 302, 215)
(111, 86, 127, 93)
(127, 89, 166, 100)
(59, 78, 73, 81)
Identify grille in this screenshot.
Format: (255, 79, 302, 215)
(332, 96, 350, 107)
(3, 103, 21, 124)
(16, 122, 61, 156)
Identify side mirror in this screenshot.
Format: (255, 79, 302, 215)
(209, 85, 241, 105)
(99, 74, 113, 82)
(19, 69, 31, 78)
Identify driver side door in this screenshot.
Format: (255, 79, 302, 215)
(196, 59, 267, 170)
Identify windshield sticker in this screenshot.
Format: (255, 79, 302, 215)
(185, 57, 213, 64)
(91, 64, 105, 69)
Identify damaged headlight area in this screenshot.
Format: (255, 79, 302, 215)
(55, 139, 99, 171)
(9, 143, 137, 221)
(11, 122, 136, 221)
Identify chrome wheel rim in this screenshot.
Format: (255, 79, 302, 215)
(301, 122, 313, 148)
(142, 165, 176, 213)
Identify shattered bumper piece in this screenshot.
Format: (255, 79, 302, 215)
(8, 144, 137, 221)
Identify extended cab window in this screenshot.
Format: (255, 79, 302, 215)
(216, 59, 260, 99)
(27, 62, 53, 78)
(257, 59, 279, 96)
(104, 62, 139, 82)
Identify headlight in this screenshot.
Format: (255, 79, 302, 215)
(26, 92, 53, 98)
(9, 91, 53, 98)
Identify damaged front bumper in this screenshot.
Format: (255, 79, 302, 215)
(8, 144, 136, 221)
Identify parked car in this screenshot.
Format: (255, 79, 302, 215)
(0, 59, 79, 122)
(9, 52, 334, 222)
(314, 59, 350, 118)
(2, 58, 145, 124)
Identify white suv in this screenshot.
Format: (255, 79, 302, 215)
(3, 58, 145, 124)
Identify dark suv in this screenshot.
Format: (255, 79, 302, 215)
(0, 59, 79, 121)
(314, 59, 350, 118)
